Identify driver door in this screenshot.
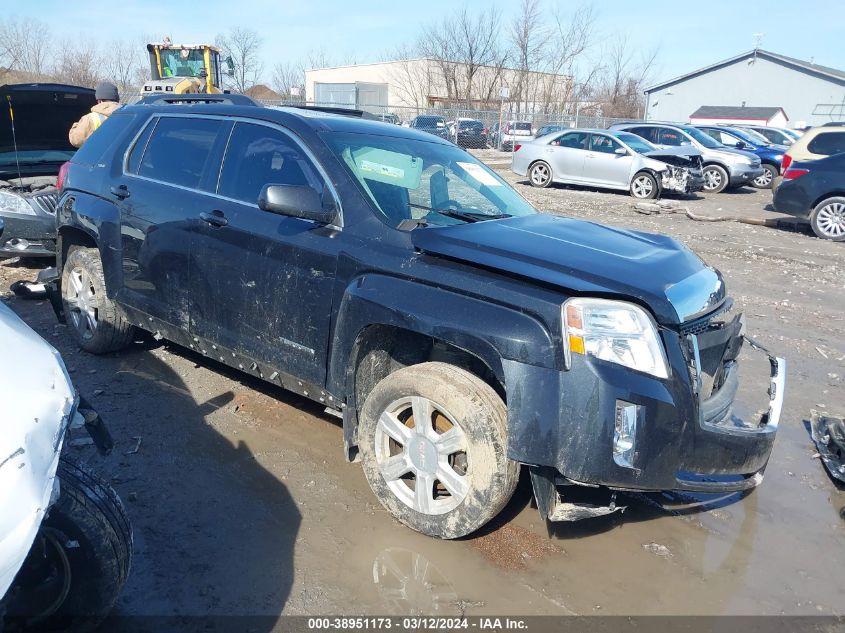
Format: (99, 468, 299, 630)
(189, 121, 342, 385)
(584, 134, 633, 187)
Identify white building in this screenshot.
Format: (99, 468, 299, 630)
(305, 58, 571, 113)
(644, 49, 845, 128)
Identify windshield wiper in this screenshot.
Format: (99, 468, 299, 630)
(408, 203, 512, 223)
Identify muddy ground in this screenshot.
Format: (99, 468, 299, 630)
(1, 153, 843, 624)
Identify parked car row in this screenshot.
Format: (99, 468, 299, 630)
(512, 128, 704, 199)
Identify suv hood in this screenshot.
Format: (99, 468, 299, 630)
(412, 214, 725, 325)
(0, 83, 96, 157)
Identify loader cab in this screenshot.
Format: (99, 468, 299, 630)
(146, 42, 227, 94)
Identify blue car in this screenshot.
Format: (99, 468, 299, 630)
(696, 125, 788, 189)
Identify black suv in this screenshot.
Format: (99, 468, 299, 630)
(54, 95, 785, 538)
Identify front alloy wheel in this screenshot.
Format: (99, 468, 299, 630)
(630, 173, 658, 199)
(359, 362, 519, 539)
(66, 267, 98, 341)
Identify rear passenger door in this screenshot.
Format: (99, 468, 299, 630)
(117, 115, 231, 329)
(189, 121, 341, 386)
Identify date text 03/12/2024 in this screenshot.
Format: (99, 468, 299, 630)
(307, 617, 529, 630)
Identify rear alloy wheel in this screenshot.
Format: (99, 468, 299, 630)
(528, 161, 552, 188)
(359, 362, 519, 539)
(752, 164, 776, 189)
(61, 247, 135, 354)
(630, 172, 658, 199)
(702, 164, 729, 193)
(810, 197, 845, 241)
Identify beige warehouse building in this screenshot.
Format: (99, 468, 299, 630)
(305, 58, 572, 113)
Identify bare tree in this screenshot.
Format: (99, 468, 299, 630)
(271, 61, 304, 99)
(101, 39, 148, 95)
(215, 27, 264, 93)
(509, 0, 547, 112)
(420, 7, 508, 108)
(592, 35, 658, 118)
(547, 2, 596, 112)
(54, 38, 102, 88)
(384, 45, 432, 110)
(0, 17, 52, 81)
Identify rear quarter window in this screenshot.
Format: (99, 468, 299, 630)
(71, 111, 138, 166)
(808, 131, 845, 156)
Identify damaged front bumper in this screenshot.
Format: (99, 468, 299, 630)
(660, 166, 705, 195)
(505, 307, 785, 521)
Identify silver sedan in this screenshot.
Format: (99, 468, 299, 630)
(511, 128, 704, 199)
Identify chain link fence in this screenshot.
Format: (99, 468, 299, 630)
(121, 92, 632, 150)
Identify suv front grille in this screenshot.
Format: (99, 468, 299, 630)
(30, 191, 59, 214)
(678, 299, 733, 337)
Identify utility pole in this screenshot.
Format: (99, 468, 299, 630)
(498, 85, 509, 151)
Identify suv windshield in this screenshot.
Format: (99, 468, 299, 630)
(732, 127, 771, 146)
(680, 126, 722, 149)
(613, 132, 654, 154)
(324, 131, 536, 227)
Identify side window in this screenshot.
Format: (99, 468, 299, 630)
(126, 118, 157, 174)
(658, 129, 684, 146)
(589, 134, 622, 154)
(218, 122, 325, 205)
(807, 132, 845, 156)
(628, 127, 657, 144)
(138, 117, 223, 189)
(700, 128, 720, 142)
(719, 131, 741, 146)
(557, 132, 588, 149)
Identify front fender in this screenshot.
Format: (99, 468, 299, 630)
(327, 273, 558, 398)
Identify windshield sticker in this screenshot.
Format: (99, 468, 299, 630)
(360, 160, 405, 180)
(457, 162, 501, 187)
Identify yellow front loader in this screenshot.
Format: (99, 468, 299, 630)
(143, 38, 230, 95)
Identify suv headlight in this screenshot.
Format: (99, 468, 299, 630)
(563, 298, 669, 379)
(0, 191, 36, 216)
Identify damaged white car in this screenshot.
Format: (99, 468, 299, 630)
(512, 128, 704, 199)
(0, 292, 131, 630)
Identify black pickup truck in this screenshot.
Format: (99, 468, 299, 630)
(53, 95, 785, 539)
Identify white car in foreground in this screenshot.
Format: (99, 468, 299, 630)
(0, 291, 131, 629)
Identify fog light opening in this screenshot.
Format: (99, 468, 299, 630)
(614, 401, 639, 469)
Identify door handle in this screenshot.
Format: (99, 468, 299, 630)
(200, 210, 228, 227)
(110, 184, 130, 199)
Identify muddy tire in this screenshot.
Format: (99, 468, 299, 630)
(809, 196, 845, 241)
(61, 247, 134, 354)
(752, 163, 776, 189)
(528, 161, 553, 188)
(630, 171, 658, 199)
(7, 456, 132, 631)
(702, 164, 729, 193)
(359, 362, 519, 539)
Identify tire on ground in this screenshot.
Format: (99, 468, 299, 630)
(629, 171, 659, 199)
(809, 196, 845, 241)
(528, 161, 553, 188)
(752, 164, 777, 189)
(37, 456, 133, 630)
(702, 164, 729, 193)
(61, 246, 135, 354)
(359, 362, 519, 539)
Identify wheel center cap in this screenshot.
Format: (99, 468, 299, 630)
(408, 437, 438, 474)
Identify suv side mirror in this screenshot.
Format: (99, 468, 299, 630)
(614, 147, 628, 155)
(735, 141, 747, 149)
(258, 184, 337, 225)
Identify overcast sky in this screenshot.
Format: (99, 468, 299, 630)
(9, 0, 844, 85)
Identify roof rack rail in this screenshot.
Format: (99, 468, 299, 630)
(137, 93, 259, 106)
(286, 104, 377, 120)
